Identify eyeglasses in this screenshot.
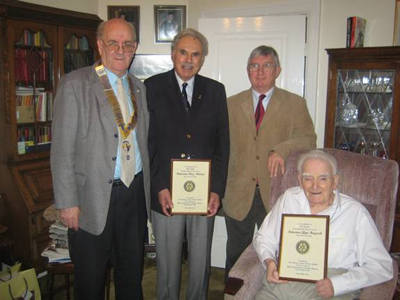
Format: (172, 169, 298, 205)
(102, 40, 136, 53)
(248, 62, 276, 72)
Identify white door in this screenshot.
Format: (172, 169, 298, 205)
(199, 15, 306, 268)
(199, 15, 306, 97)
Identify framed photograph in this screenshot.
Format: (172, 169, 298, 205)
(154, 5, 186, 43)
(108, 6, 140, 42)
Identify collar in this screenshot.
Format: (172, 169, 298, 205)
(175, 71, 195, 90)
(252, 87, 274, 101)
(105, 67, 128, 83)
(317, 190, 341, 220)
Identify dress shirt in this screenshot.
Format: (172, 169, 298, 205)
(252, 87, 274, 113)
(175, 72, 194, 105)
(106, 69, 142, 178)
(253, 186, 393, 296)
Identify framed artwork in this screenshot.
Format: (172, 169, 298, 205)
(129, 54, 172, 80)
(154, 5, 186, 43)
(108, 6, 140, 42)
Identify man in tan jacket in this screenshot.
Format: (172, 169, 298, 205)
(223, 45, 316, 279)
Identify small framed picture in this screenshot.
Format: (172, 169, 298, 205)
(108, 6, 140, 42)
(154, 5, 186, 43)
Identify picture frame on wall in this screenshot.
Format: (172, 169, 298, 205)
(154, 5, 186, 43)
(108, 6, 140, 42)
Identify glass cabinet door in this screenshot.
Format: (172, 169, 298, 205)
(14, 28, 54, 155)
(64, 34, 94, 74)
(334, 69, 393, 159)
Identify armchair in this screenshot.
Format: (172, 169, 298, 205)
(225, 148, 399, 300)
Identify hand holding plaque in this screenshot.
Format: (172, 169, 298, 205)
(170, 159, 211, 214)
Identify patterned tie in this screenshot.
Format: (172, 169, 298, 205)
(117, 78, 135, 187)
(182, 82, 190, 112)
(255, 94, 266, 132)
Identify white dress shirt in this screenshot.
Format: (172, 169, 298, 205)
(252, 87, 274, 112)
(253, 186, 393, 296)
(175, 72, 194, 105)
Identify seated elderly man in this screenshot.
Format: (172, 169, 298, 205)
(253, 150, 393, 300)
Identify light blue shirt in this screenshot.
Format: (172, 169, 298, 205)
(252, 87, 274, 112)
(105, 69, 142, 179)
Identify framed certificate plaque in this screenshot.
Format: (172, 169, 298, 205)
(170, 159, 211, 214)
(278, 214, 329, 282)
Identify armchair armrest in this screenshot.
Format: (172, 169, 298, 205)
(359, 258, 398, 300)
(224, 244, 265, 300)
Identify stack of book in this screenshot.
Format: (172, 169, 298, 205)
(41, 222, 70, 263)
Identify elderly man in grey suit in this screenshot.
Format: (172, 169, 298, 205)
(50, 18, 150, 300)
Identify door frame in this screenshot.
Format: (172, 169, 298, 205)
(197, 0, 321, 123)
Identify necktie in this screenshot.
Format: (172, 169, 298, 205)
(255, 94, 266, 132)
(117, 78, 130, 123)
(182, 82, 190, 112)
(117, 78, 136, 187)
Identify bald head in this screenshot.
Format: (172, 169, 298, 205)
(97, 18, 137, 42)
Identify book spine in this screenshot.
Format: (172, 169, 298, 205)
(350, 16, 356, 48)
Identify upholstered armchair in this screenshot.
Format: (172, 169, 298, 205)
(225, 148, 399, 300)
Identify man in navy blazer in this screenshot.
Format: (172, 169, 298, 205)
(51, 18, 150, 299)
(145, 28, 229, 299)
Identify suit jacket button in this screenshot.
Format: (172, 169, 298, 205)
(114, 133, 118, 138)
(252, 178, 256, 182)
(112, 156, 116, 161)
(181, 153, 186, 158)
(108, 179, 113, 184)
(256, 155, 260, 160)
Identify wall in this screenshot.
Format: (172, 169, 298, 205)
(22, 0, 396, 146)
(316, 0, 395, 145)
(22, 0, 98, 14)
(97, 0, 187, 54)
(188, 0, 396, 146)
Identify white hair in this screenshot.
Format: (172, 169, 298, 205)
(297, 150, 338, 175)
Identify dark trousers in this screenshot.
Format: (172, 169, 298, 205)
(224, 186, 267, 281)
(68, 172, 147, 300)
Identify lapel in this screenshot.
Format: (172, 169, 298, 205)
(261, 87, 282, 132)
(128, 73, 142, 125)
(191, 74, 205, 114)
(239, 89, 257, 131)
(89, 65, 115, 125)
(166, 70, 188, 115)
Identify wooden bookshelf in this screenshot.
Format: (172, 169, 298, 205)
(0, 0, 101, 268)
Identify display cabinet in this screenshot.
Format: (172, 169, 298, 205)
(0, 0, 101, 268)
(324, 47, 400, 251)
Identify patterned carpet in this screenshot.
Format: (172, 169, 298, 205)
(41, 255, 226, 299)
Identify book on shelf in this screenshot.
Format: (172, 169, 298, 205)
(16, 87, 53, 123)
(14, 48, 52, 84)
(16, 30, 50, 47)
(346, 16, 366, 48)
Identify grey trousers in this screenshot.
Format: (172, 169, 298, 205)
(255, 268, 360, 300)
(151, 210, 215, 300)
